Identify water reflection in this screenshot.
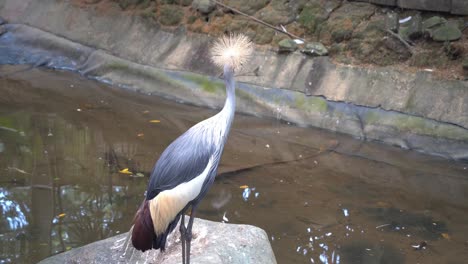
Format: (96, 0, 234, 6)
(1, 67, 468, 264)
(0, 109, 147, 263)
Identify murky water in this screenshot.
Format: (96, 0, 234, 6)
(1, 66, 468, 264)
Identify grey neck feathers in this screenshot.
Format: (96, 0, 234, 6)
(221, 66, 236, 123)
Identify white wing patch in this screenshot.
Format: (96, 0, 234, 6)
(149, 157, 214, 235)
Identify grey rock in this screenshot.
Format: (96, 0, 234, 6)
(278, 38, 297, 53)
(301, 42, 328, 56)
(37, 217, 277, 264)
(0, 26, 5, 36)
(430, 22, 462, 42)
(0, 17, 5, 25)
(192, 0, 216, 15)
(422, 16, 447, 32)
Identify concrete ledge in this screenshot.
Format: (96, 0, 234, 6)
(1, 23, 468, 159)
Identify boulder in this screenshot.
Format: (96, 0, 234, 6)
(0, 17, 5, 25)
(422, 16, 447, 32)
(278, 38, 297, 53)
(192, 0, 216, 15)
(430, 22, 462, 42)
(301, 42, 328, 56)
(37, 217, 277, 264)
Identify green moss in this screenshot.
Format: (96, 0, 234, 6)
(0, 116, 14, 129)
(236, 89, 256, 103)
(159, 5, 183, 26)
(364, 111, 380, 124)
(141, 8, 156, 20)
(185, 74, 225, 94)
(365, 110, 468, 141)
(295, 94, 328, 113)
(187, 15, 197, 24)
(298, 4, 325, 34)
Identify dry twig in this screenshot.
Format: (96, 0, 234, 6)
(385, 29, 414, 55)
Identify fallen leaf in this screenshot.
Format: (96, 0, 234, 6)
(131, 172, 145, 178)
(137, 133, 144, 138)
(149, 120, 161, 123)
(58, 213, 66, 218)
(142, 110, 150, 114)
(239, 185, 249, 189)
(441, 233, 451, 240)
(119, 168, 132, 174)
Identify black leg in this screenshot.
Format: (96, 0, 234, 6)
(186, 205, 198, 264)
(179, 214, 186, 264)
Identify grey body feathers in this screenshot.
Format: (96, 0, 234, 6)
(146, 70, 235, 203)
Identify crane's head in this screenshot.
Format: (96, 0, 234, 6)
(211, 33, 253, 76)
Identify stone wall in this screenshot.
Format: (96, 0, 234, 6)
(352, 0, 468, 15)
(1, 0, 468, 159)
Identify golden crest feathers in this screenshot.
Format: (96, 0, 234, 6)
(210, 34, 253, 72)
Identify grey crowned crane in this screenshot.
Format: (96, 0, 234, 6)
(131, 34, 253, 264)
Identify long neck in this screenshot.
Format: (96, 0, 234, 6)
(216, 67, 236, 142)
(222, 70, 236, 117)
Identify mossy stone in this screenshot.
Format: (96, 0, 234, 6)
(422, 16, 446, 32)
(192, 0, 215, 14)
(301, 42, 328, 56)
(278, 38, 298, 53)
(431, 23, 462, 42)
(159, 5, 183, 26)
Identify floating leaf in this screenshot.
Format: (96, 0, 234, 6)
(131, 172, 145, 178)
(137, 133, 144, 138)
(239, 185, 249, 189)
(441, 233, 451, 240)
(142, 110, 150, 114)
(119, 168, 132, 174)
(58, 213, 66, 218)
(149, 120, 161, 123)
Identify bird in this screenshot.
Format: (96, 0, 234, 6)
(131, 34, 253, 264)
